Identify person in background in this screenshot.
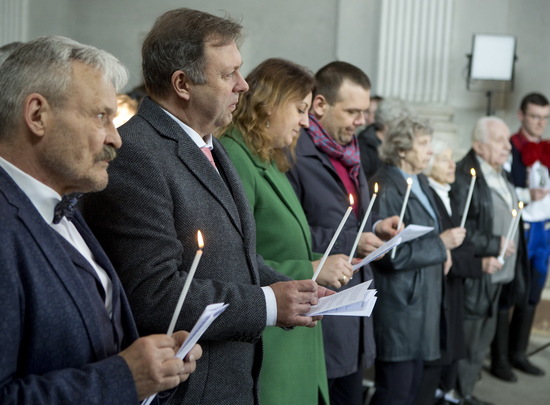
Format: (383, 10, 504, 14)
(365, 95, 383, 126)
(415, 137, 490, 405)
(368, 116, 463, 405)
(505, 92, 550, 378)
(113, 94, 138, 127)
(287, 61, 400, 405)
(81, 8, 329, 405)
(452, 116, 528, 405)
(357, 97, 409, 179)
(220, 57, 354, 405)
(0, 35, 201, 404)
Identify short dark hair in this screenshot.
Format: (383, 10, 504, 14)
(314, 61, 371, 104)
(520, 92, 549, 113)
(142, 8, 242, 99)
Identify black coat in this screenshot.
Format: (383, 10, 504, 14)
(357, 125, 383, 180)
(287, 130, 376, 378)
(452, 149, 530, 315)
(430, 187, 482, 363)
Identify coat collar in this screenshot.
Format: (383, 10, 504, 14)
(223, 129, 313, 254)
(296, 128, 349, 197)
(381, 164, 442, 226)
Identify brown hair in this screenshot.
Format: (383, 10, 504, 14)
(142, 8, 242, 99)
(223, 58, 314, 172)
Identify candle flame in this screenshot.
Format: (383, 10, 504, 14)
(518, 201, 524, 210)
(197, 230, 204, 249)
(470, 168, 476, 176)
(374, 182, 379, 193)
(511, 209, 517, 218)
(406, 177, 413, 186)
(349, 194, 354, 206)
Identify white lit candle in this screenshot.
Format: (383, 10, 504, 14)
(167, 230, 204, 335)
(391, 177, 413, 259)
(498, 202, 524, 264)
(460, 168, 476, 228)
(510, 201, 524, 242)
(348, 183, 378, 263)
(497, 209, 517, 264)
(312, 194, 354, 281)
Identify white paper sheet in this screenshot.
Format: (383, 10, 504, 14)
(352, 224, 434, 271)
(306, 280, 376, 317)
(142, 303, 228, 405)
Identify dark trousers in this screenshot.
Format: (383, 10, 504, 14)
(370, 358, 424, 405)
(328, 369, 365, 405)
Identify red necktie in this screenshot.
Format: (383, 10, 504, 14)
(201, 146, 217, 169)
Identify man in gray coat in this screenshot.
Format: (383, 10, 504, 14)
(81, 8, 327, 405)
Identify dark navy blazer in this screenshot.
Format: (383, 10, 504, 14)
(0, 167, 140, 404)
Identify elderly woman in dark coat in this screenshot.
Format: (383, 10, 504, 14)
(414, 139, 487, 405)
(368, 116, 465, 405)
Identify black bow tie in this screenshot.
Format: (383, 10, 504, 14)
(53, 193, 82, 224)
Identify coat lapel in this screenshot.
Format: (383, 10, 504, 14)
(0, 170, 113, 360)
(229, 132, 314, 254)
(138, 98, 244, 236)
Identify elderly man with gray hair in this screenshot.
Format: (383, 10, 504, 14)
(452, 116, 529, 405)
(0, 36, 201, 404)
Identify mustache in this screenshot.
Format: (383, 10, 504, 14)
(95, 145, 117, 163)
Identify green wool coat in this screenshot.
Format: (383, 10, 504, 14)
(220, 129, 329, 405)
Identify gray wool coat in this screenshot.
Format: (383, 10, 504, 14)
(82, 97, 288, 405)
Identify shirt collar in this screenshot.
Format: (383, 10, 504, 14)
(428, 177, 451, 193)
(161, 108, 214, 149)
(476, 154, 501, 177)
(0, 157, 61, 223)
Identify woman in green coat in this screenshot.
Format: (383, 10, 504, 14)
(220, 58, 354, 405)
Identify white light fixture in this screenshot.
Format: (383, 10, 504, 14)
(470, 34, 516, 80)
(467, 33, 517, 114)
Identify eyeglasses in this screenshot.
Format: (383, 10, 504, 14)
(525, 113, 550, 122)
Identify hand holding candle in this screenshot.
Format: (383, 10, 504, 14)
(498, 202, 524, 264)
(391, 178, 412, 259)
(167, 230, 204, 335)
(497, 209, 517, 264)
(510, 201, 524, 241)
(312, 194, 354, 282)
(460, 168, 476, 228)
(348, 183, 378, 263)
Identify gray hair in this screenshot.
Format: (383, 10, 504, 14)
(379, 115, 433, 166)
(0, 41, 23, 66)
(424, 135, 451, 175)
(0, 36, 128, 139)
(142, 8, 243, 99)
(471, 116, 507, 143)
(374, 97, 411, 128)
